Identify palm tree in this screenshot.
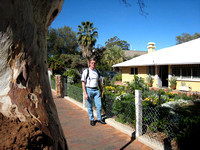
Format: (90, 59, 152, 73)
(77, 21, 98, 66)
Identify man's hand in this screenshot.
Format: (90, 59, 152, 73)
(82, 81, 89, 100)
(98, 80, 104, 98)
(101, 90, 104, 98)
(85, 93, 89, 100)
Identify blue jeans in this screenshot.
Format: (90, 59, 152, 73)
(86, 87, 102, 121)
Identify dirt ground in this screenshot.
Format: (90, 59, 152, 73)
(0, 113, 52, 149)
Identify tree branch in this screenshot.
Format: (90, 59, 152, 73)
(122, 0, 148, 16)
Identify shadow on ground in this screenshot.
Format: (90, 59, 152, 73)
(120, 132, 136, 150)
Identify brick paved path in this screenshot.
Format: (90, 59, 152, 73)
(53, 92, 152, 150)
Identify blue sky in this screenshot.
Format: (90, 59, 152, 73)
(51, 0, 200, 51)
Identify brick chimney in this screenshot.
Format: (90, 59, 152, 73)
(147, 42, 156, 53)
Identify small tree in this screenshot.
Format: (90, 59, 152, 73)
(176, 32, 200, 45)
(105, 36, 130, 50)
(47, 55, 65, 75)
(103, 45, 125, 70)
(47, 26, 79, 56)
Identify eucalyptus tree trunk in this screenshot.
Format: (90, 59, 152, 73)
(0, 0, 67, 149)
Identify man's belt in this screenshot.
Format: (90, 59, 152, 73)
(87, 87, 98, 89)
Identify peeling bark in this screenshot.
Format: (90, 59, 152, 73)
(0, 0, 67, 149)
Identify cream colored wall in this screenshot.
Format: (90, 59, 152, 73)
(122, 67, 134, 83)
(177, 80, 200, 92)
(122, 66, 149, 83)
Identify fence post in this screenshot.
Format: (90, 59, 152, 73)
(83, 91, 87, 108)
(55, 75, 64, 98)
(135, 90, 142, 137)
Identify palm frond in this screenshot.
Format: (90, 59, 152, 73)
(81, 21, 85, 26)
(91, 27, 98, 31)
(78, 25, 82, 29)
(85, 21, 90, 26)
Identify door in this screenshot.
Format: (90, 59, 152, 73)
(158, 65, 168, 87)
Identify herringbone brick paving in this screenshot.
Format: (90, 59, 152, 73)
(52, 91, 152, 150)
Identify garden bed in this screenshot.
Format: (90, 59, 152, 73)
(103, 75, 200, 150)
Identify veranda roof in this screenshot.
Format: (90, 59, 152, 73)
(113, 38, 200, 67)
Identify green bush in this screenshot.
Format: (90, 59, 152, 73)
(112, 93, 135, 125)
(63, 69, 80, 84)
(174, 104, 200, 143)
(67, 84, 83, 102)
(178, 93, 192, 100)
(103, 76, 111, 87)
(73, 82, 82, 88)
(50, 76, 55, 89)
(111, 73, 122, 85)
(131, 75, 145, 90)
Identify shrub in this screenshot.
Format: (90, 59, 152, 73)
(63, 69, 80, 84)
(102, 76, 111, 87)
(173, 103, 200, 147)
(125, 75, 148, 94)
(111, 73, 122, 85)
(73, 82, 82, 88)
(112, 93, 135, 125)
(132, 75, 145, 90)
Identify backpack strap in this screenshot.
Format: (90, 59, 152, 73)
(96, 69, 100, 79)
(86, 68, 100, 80)
(86, 68, 89, 80)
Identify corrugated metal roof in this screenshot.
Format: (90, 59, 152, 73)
(123, 50, 147, 58)
(113, 38, 200, 67)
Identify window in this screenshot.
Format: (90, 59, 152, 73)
(131, 68, 138, 75)
(148, 66, 155, 75)
(182, 66, 191, 78)
(192, 65, 200, 78)
(171, 65, 200, 80)
(172, 66, 180, 77)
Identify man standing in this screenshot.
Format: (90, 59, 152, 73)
(81, 58, 106, 126)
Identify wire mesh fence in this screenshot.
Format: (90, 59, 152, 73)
(103, 96, 115, 118)
(50, 78, 55, 90)
(104, 96, 135, 127)
(142, 106, 179, 149)
(65, 83, 83, 103)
